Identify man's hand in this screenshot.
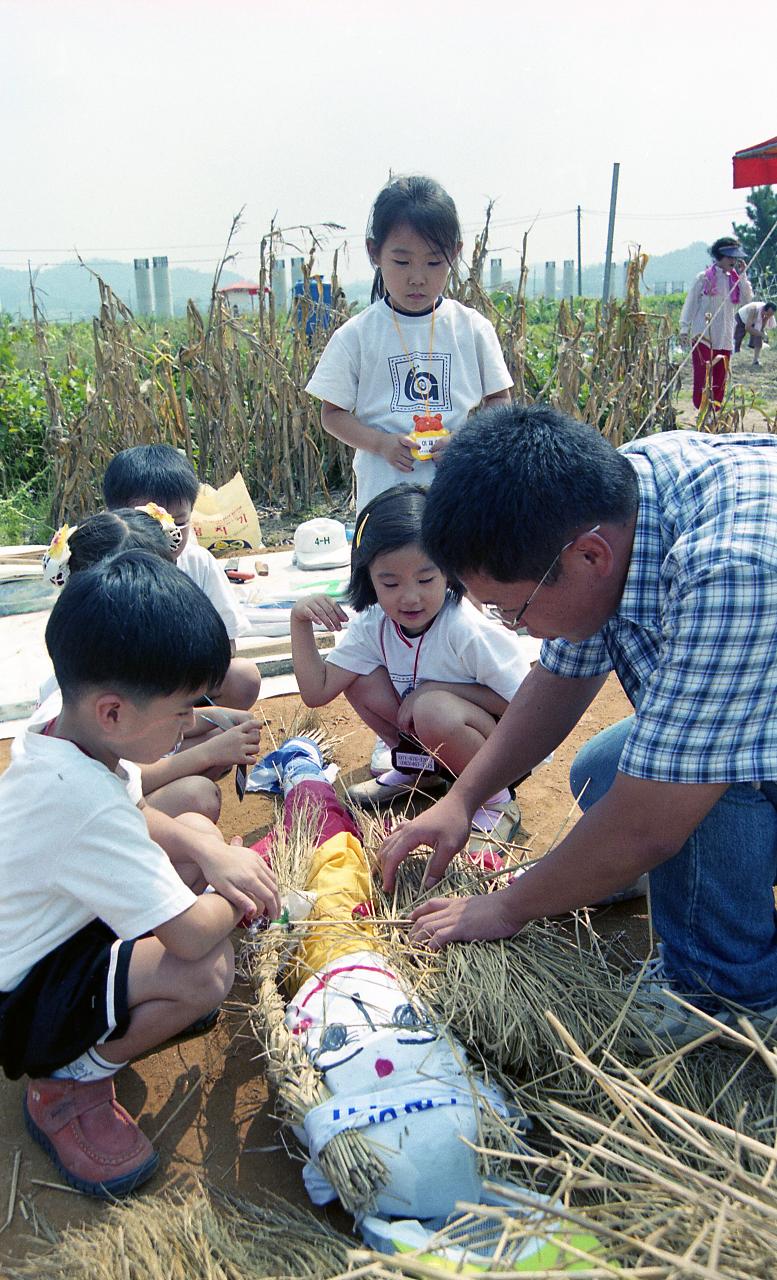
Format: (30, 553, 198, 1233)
(409, 889, 521, 950)
(291, 594, 349, 631)
(197, 835, 280, 920)
(379, 792, 472, 891)
(378, 433, 416, 473)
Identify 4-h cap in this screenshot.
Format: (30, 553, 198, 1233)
(294, 518, 351, 570)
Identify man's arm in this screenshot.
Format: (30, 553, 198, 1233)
(380, 665, 607, 889)
(409, 771, 728, 947)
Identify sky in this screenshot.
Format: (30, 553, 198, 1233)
(2, 0, 774, 286)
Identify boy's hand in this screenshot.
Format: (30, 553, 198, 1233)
(378, 433, 416, 473)
(199, 835, 280, 920)
(204, 719, 261, 768)
(291, 594, 349, 631)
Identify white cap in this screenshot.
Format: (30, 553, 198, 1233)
(294, 518, 350, 570)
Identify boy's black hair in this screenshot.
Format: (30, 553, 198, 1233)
(710, 237, 745, 262)
(103, 444, 199, 510)
(367, 175, 462, 304)
(347, 483, 463, 612)
(46, 550, 230, 701)
(422, 403, 639, 584)
(764, 302, 777, 312)
(69, 509, 174, 575)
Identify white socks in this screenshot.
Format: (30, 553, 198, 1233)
(52, 1046, 127, 1082)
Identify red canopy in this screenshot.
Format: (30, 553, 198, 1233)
(733, 136, 777, 188)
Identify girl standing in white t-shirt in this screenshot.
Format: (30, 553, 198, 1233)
(290, 486, 529, 840)
(306, 174, 513, 513)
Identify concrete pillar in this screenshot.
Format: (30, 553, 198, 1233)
(271, 258, 288, 311)
(151, 255, 173, 318)
(562, 259, 574, 298)
(489, 257, 502, 288)
(290, 257, 304, 287)
(543, 260, 556, 299)
(133, 258, 152, 315)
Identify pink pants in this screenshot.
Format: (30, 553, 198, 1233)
(691, 342, 729, 409)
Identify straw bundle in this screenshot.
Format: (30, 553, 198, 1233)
(6, 1183, 354, 1279)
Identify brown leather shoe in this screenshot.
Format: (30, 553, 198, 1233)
(24, 1077, 159, 1197)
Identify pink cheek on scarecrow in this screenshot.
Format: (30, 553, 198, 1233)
(375, 1058, 394, 1078)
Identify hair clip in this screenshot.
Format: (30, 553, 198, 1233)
(42, 523, 78, 588)
(135, 502, 184, 551)
(354, 513, 370, 549)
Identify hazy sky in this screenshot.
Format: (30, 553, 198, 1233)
(3, 0, 773, 283)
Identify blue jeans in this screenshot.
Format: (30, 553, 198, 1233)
(570, 717, 777, 1009)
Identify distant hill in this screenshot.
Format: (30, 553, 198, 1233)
(0, 243, 713, 321)
(0, 260, 245, 321)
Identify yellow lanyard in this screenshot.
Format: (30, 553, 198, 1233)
(389, 300, 437, 416)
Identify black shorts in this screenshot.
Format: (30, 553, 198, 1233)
(0, 921, 133, 1081)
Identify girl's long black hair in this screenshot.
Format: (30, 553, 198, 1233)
(367, 175, 462, 304)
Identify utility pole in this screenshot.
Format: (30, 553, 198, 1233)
(602, 163, 620, 305)
(576, 204, 582, 296)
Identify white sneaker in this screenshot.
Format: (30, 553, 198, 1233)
(370, 736, 393, 776)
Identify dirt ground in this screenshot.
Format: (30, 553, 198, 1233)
(0, 677, 637, 1266)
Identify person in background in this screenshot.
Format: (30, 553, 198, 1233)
(734, 299, 776, 368)
(306, 173, 513, 777)
(679, 236, 753, 409)
(38, 508, 261, 821)
(103, 444, 261, 711)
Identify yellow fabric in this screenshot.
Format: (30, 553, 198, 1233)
(289, 830, 378, 995)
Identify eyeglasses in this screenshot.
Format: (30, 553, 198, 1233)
(484, 525, 601, 633)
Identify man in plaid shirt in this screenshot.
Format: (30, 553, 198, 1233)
(380, 404, 777, 1051)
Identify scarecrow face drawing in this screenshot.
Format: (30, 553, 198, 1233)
(287, 955, 443, 1093)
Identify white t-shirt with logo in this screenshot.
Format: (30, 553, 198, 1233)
(325, 597, 530, 704)
(306, 298, 512, 509)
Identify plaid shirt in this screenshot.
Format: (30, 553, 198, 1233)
(541, 432, 777, 784)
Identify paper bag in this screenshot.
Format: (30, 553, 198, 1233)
(192, 472, 263, 557)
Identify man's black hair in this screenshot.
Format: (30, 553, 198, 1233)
(422, 403, 639, 583)
(347, 483, 463, 612)
(69, 509, 174, 574)
(103, 444, 199, 509)
(46, 550, 230, 701)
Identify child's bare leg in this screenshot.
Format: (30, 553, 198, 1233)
(410, 689, 497, 776)
(344, 669, 402, 744)
(211, 657, 261, 710)
(159, 811, 222, 890)
(144, 775, 222, 821)
(98, 935, 235, 1064)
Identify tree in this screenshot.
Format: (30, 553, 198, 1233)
(733, 187, 777, 293)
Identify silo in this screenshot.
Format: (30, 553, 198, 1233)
(562, 259, 574, 298)
(543, 260, 556, 299)
(290, 257, 304, 287)
(134, 258, 153, 315)
(152, 255, 174, 319)
(271, 258, 288, 312)
(489, 257, 502, 288)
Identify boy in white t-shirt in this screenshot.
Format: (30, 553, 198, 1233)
(103, 444, 261, 710)
(0, 552, 279, 1198)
